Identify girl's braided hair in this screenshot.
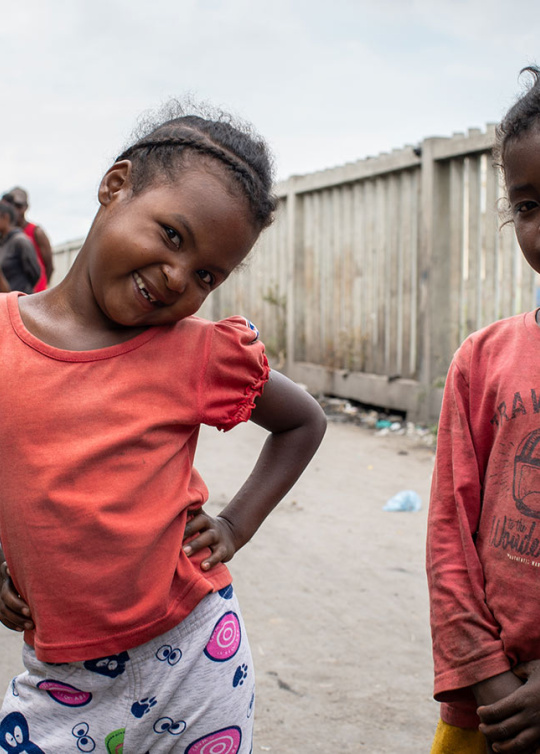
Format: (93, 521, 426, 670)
(116, 102, 277, 230)
(496, 66, 540, 163)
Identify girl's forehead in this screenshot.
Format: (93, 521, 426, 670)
(505, 128, 540, 162)
(149, 164, 255, 228)
(147, 159, 244, 204)
(504, 131, 540, 181)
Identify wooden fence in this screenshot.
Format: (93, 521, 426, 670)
(52, 125, 536, 422)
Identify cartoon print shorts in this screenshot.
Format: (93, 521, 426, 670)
(0, 586, 254, 753)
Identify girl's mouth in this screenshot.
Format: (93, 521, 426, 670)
(133, 271, 162, 306)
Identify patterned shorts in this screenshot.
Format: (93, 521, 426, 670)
(0, 586, 254, 753)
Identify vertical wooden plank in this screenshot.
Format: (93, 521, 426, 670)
(375, 176, 386, 375)
(322, 189, 333, 364)
(315, 191, 325, 364)
(418, 137, 438, 402)
(428, 158, 451, 384)
(448, 159, 464, 349)
(304, 192, 317, 363)
(320, 189, 332, 364)
(465, 155, 480, 334)
(409, 167, 420, 379)
(400, 170, 413, 379)
(482, 154, 498, 327)
(364, 179, 376, 374)
(386, 173, 400, 376)
(352, 181, 365, 372)
(288, 190, 304, 368)
(341, 184, 354, 370)
(331, 186, 343, 367)
(493, 164, 505, 320)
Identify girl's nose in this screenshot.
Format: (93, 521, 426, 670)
(163, 263, 188, 294)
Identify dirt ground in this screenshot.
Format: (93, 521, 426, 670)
(0, 417, 440, 753)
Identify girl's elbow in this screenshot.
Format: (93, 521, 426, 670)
(307, 401, 327, 442)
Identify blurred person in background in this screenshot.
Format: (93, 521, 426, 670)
(2, 187, 53, 290)
(0, 201, 41, 293)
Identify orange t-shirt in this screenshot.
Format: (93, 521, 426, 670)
(0, 292, 269, 662)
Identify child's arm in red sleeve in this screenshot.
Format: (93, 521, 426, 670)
(428, 347, 511, 704)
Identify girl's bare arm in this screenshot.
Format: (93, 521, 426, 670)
(183, 370, 327, 569)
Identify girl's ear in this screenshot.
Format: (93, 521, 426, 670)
(98, 160, 133, 207)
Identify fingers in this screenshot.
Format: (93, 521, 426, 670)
(182, 515, 235, 570)
(0, 566, 33, 632)
(183, 529, 228, 568)
(479, 695, 524, 726)
(183, 512, 209, 541)
(480, 714, 540, 754)
(487, 728, 540, 754)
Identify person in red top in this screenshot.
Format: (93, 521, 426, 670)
(0, 103, 326, 753)
(428, 66, 540, 754)
(2, 187, 53, 290)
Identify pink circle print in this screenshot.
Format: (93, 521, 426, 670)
(185, 726, 242, 754)
(204, 611, 241, 662)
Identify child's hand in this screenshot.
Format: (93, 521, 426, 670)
(478, 662, 540, 753)
(0, 562, 34, 632)
(182, 509, 237, 571)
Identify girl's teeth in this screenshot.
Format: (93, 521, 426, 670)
(134, 272, 156, 302)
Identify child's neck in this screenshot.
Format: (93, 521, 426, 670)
(17, 287, 149, 351)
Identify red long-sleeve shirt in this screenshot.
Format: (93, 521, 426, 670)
(428, 309, 540, 728)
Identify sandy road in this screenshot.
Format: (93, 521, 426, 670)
(0, 418, 440, 752)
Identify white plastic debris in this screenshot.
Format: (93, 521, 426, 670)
(383, 490, 422, 512)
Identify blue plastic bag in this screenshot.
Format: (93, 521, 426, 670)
(383, 490, 422, 512)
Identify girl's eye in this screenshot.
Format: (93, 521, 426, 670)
(164, 226, 182, 248)
(197, 270, 215, 286)
(515, 201, 538, 214)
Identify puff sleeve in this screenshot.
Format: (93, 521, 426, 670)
(199, 316, 270, 431)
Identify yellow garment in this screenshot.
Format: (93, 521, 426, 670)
(430, 719, 486, 754)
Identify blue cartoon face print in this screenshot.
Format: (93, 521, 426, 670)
(0, 712, 45, 753)
(83, 651, 130, 678)
(72, 722, 95, 752)
(153, 717, 186, 736)
(155, 645, 182, 665)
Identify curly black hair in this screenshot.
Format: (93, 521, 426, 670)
(115, 100, 277, 231)
(496, 66, 540, 164)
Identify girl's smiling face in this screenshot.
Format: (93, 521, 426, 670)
(504, 129, 540, 275)
(81, 159, 259, 329)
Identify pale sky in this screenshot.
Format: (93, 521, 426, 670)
(1, 0, 539, 244)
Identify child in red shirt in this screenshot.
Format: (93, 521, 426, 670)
(428, 66, 540, 754)
(0, 103, 326, 753)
